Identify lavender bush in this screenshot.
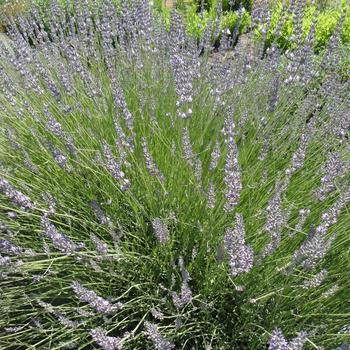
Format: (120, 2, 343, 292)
(0, 0, 349, 349)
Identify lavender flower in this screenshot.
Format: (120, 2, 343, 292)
(223, 119, 242, 212)
(292, 231, 336, 271)
(178, 256, 191, 283)
(321, 284, 340, 298)
(37, 299, 81, 328)
(144, 322, 175, 350)
(289, 133, 310, 174)
(0, 255, 11, 267)
(194, 158, 202, 185)
(150, 307, 164, 320)
(269, 329, 289, 350)
(4, 326, 24, 333)
(169, 14, 198, 115)
(109, 75, 134, 132)
(71, 281, 123, 314)
(42, 192, 56, 216)
(267, 74, 280, 113)
(260, 179, 290, 260)
(102, 141, 130, 191)
(56, 313, 81, 328)
(0, 178, 35, 210)
(0, 239, 23, 256)
(288, 332, 308, 350)
(90, 327, 123, 350)
(258, 134, 270, 161)
(44, 141, 69, 169)
(293, 187, 350, 270)
(41, 215, 84, 255)
(90, 233, 109, 255)
(170, 256, 193, 309)
(91, 200, 109, 225)
(315, 187, 350, 235)
(315, 152, 348, 201)
(209, 140, 221, 171)
(269, 329, 307, 350)
(114, 118, 133, 164)
(46, 113, 65, 139)
(224, 213, 253, 276)
(182, 127, 195, 166)
(151, 218, 170, 244)
(142, 137, 164, 182)
(207, 181, 216, 209)
(301, 269, 328, 289)
(294, 208, 311, 233)
(22, 150, 38, 173)
(171, 280, 192, 309)
(87, 259, 102, 275)
(175, 316, 183, 329)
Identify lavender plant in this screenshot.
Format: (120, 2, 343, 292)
(0, 0, 349, 349)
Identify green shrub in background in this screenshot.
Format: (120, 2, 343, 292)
(179, 1, 251, 39)
(182, 0, 350, 52)
(192, 0, 253, 12)
(259, 1, 350, 52)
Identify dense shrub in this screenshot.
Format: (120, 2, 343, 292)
(258, 1, 350, 52)
(192, 0, 253, 12)
(0, 0, 349, 349)
(173, 0, 350, 51)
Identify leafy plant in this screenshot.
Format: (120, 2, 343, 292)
(0, 1, 349, 350)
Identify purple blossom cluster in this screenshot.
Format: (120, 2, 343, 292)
(144, 321, 175, 350)
(301, 269, 328, 289)
(314, 152, 349, 201)
(260, 179, 290, 260)
(90, 327, 123, 350)
(223, 118, 242, 212)
(0, 238, 34, 258)
(294, 208, 311, 233)
(168, 13, 199, 118)
(171, 281, 193, 310)
(0, 239, 23, 256)
(223, 213, 253, 276)
(269, 329, 307, 350)
(0, 178, 35, 210)
(209, 140, 221, 171)
(90, 233, 109, 255)
(102, 141, 130, 191)
(170, 257, 193, 309)
(71, 281, 123, 314)
(182, 127, 195, 166)
(207, 181, 216, 209)
(151, 218, 170, 244)
(293, 187, 350, 271)
(91, 200, 109, 225)
(41, 215, 84, 255)
(142, 137, 165, 182)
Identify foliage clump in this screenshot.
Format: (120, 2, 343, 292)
(0, 0, 349, 349)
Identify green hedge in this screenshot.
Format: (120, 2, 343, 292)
(181, 0, 350, 51)
(260, 1, 350, 52)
